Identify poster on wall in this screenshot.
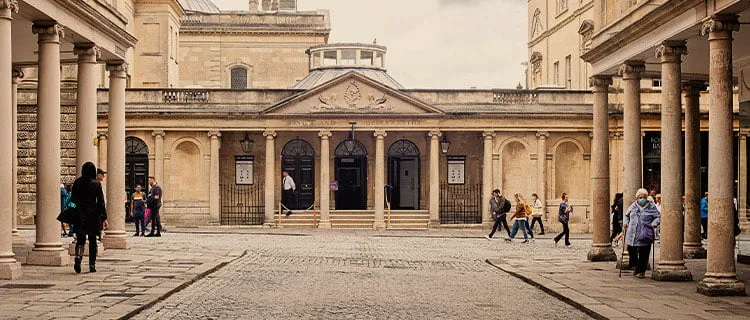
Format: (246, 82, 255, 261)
(235, 156, 254, 185)
(447, 156, 466, 185)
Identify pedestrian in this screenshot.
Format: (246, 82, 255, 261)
(505, 193, 530, 243)
(485, 189, 511, 240)
(610, 193, 624, 244)
(281, 170, 296, 216)
(60, 184, 70, 237)
(654, 194, 662, 212)
(554, 193, 572, 247)
(146, 176, 163, 237)
(529, 193, 545, 235)
(624, 188, 660, 278)
(130, 185, 147, 236)
(70, 162, 108, 273)
(700, 193, 708, 239)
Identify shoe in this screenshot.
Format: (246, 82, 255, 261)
(554, 239, 559, 247)
(133, 232, 140, 237)
(539, 232, 545, 235)
(522, 239, 529, 243)
(504, 238, 512, 242)
(285, 211, 293, 217)
(74, 257, 82, 274)
(89, 265, 96, 273)
(636, 272, 645, 278)
(141, 232, 146, 237)
(565, 243, 571, 247)
(484, 235, 491, 241)
(145, 233, 155, 237)
(155, 233, 161, 237)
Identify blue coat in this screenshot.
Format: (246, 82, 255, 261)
(624, 201, 660, 247)
(700, 197, 708, 219)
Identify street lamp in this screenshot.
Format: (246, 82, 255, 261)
(440, 134, 451, 154)
(344, 121, 357, 154)
(239, 133, 254, 153)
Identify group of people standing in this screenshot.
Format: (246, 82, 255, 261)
(128, 177, 163, 237)
(484, 189, 572, 246)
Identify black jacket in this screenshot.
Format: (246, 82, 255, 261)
(70, 163, 107, 234)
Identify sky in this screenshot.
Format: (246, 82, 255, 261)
(209, 0, 527, 89)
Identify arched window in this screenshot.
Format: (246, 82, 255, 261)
(282, 139, 315, 157)
(126, 137, 148, 154)
(388, 139, 419, 157)
(230, 67, 247, 89)
(335, 140, 367, 157)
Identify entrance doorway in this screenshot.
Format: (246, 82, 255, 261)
(334, 140, 367, 209)
(281, 139, 315, 210)
(388, 139, 420, 209)
(125, 137, 149, 223)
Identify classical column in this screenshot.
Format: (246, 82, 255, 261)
(588, 76, 617, 262)
(682, 81, 707, 259)
(102, 62, 128, 250)
(97, 131, 108, 171)
(428, 130, 441, 227)
(12, 69, 26, 251)
(208, 131, 221, 224)
(263, 130, 277, 226)
(152, 131, 165, 184)
(535, 131, 549, 222)
(653, 41, 692, 281)
(482, 131, 495, 227)
(0, 0, 21, 279)
(26, 22, 69, 266)
(318, 130, 332, 228)
(740, 133, 748, 221)
(74, 44, 100, 170)
(373, 130, 387, 229)
(618, 61, 645, 203)
(698, 16, 745, 296)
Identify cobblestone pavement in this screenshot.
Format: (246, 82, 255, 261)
(132, 231, 594, 320)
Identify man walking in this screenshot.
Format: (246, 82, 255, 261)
(282, 171, 296, 216)
(146, 176, 163, 237)
(485, 189, 511, 240)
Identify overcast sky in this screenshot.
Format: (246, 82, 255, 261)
(210, 0, 527, 89)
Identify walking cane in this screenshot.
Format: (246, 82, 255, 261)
(618, 231, 625, 278)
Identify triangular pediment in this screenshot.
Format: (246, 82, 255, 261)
(263, 72, 443, 115)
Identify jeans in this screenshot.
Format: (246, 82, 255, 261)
(530, 216, 545, 234)
(488, 214, 510, 238)
(509, 219, 529, 240)
(149, 207, 161, 234)
(627, 245, 651, 274)
(554, 221, 570, 245)
(134, 211, 145, 234)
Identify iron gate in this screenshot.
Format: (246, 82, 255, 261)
(220, 184, 265, 225)
(439, 183, 482, 224)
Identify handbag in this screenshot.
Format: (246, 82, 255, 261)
(57, 205, 79, 225)
(144, 208, 151, 222)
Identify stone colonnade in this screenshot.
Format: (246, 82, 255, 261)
(0, 3, 131, 278)
(587, 16, 744, 296)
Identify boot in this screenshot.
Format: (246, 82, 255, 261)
(74, 244, 84, 274)
(89, 241, 97, 273)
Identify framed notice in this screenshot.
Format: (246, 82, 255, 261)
(235, 156, 254, 185)
(447, 156, 466, 185)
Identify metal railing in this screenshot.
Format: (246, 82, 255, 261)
(162, 89, 210, 104)
(220, 184, 264, 225)
(439, 183, 482, 224)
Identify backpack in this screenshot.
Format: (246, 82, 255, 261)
(503, 198, 512, 213)
(525, 204, 533, 216)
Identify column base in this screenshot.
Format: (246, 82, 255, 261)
(652, 266, 692, 281)
(12, 230, 26, 245)
(26, 248, 70, 266)
(587, 245, 617, 262)
(698, 276, 746, 296)
(616, 253, 632, 270)
(683, 244, 707, 259)
(428, 220, 440, 228)
(483, 221, 494, 229)
(12, 243, 29, 264)
(263, 222, 277, 229)
(318, 220, 332, 229)
(68, 240, 105, 256)
(102, 232, 130, 250)
(0, 261, 22, 280)
(373, 221, 386, 230)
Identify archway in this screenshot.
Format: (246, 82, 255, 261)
(334, 140, 367, 210)
(387, 139, 420, 209)
(125, 137, 149, 222)
(281, 139, 315, 210)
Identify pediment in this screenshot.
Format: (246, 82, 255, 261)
(263, 72, 443, 115)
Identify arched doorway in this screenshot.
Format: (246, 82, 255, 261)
(388, 139, 420, 209)
(334, 140, 367, 209)
(281, 139, 315, 210)
(125, 137, 149, 222)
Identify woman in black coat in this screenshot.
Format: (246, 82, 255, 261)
(70, 162, 108, 273)
(610, 193, 624, 243)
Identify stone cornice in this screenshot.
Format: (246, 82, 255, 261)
(527, 1, 594, 48)
(46, 0, 137, 52)
(581, 0, 702, 63)
(179, 27, 330, 37)
(135, 0, 185, 17)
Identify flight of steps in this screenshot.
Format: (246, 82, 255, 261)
(276, 210, 430, 229)
(330, 210, 375, 229)
(276, 211, 319, 228)
(385, 210, 429, 230)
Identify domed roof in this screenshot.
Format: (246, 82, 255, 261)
(178, 0, 221, 13)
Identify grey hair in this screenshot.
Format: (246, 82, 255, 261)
(636, 188, 649, 198)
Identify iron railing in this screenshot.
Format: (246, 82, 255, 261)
(220, 184, 264, 225)
(162, 89, 210, 103)
(439, 183, 482, 224)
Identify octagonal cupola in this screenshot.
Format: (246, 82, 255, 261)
(293, 43, 403, 90)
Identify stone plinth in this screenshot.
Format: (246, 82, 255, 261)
(26, 249, 69, 266)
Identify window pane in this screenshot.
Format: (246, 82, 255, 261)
(231, 68, 247, 89)
(360, 51, 374, 65)
(323, 51, 337, 66)
(341, 50, 356, 65)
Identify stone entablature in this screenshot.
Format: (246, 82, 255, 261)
(180, 11, 331, 35)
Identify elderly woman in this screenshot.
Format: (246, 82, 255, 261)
(624, 188, 660, 278)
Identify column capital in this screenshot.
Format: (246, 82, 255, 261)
(12, 68, 23, 84)
(535, 131, 549, 139)
(682, 80, 707, 96)
(427, 130, 442, 138)
(318, 130, 332, 139)
(74, 43, 101, 63)
(701, 15, 740, 36)
(482, 130, 495, 139)
(617, 60, 645, 80)
(373, 130, 387, 138)
(106, 62, 128, 78)
(98, 131, 108, 139)
(589, 75, 612, 91)
(32, 22, 64, 41)
(208, 131, 221, 138)
(588, 132, 595, 139)
(263, 130, 277, 139)
(151, 130, 165, 138)
(0, 0, 19, 15)
(609, 131, 623, 140)
(655, 41, 687, 62)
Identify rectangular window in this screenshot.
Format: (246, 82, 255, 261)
(652, 79, 663, 88)
(169, 26, 173, 59)
(323, 51, 337, 66)
(231, 68, 248, 89)
(565, 55, 571, 89)
(360, 51, 374, 66)
(553, 61, 560, 86)
(341, 50, 356, 65)
(312, 52, 321, 68)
